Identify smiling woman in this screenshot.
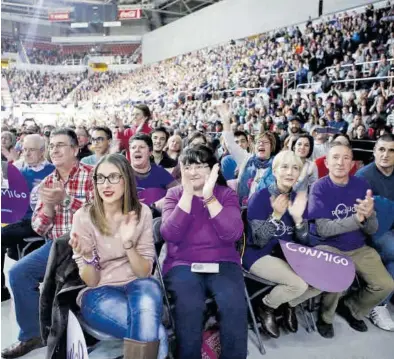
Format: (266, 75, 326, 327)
(244, 150, 313, 338)
(70, 153, 168, 359)
(160, 144, 248, 359)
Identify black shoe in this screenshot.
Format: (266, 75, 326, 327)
(282, 304, 298, 333)
(257, 303, 280, 338)
(1, 287, 11, 302)
(336, 298, 368, 332)
(316, 317, 334, 338)
(1, 337, 44, 358)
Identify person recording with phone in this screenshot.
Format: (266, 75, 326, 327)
(161, 145, 248, 359)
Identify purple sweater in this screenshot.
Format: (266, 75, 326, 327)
(160, 185, 244, 275)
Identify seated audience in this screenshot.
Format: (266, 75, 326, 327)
(165, 134, 183, 161)
(310, 126, 330, 160)
(75, 126, 92, 161)
(291, 134, 318, 192)
(1, 131, 19, 163)
(117, 104, 152, 158)
(221, 130, 250, 181)
(315, 134, 358, 178)
(1, 128, 94, 359)
(220, 104, 275, 205)
(161, 145, 248, 359)
(70, 154, 167, 359)
(151, 127, 177, 169)
(81, 126, 112, 166)
(1, 134, 55, 302)
(129, 134, 176, 210)
(356, 134, 394, 330)
(244, 151, 314, 338)
(295, 142, 394, 338)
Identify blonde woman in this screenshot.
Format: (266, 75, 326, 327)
(244, 151, 317, 338)
(69, 154, 167, 359)
(165, 134, 183, 161)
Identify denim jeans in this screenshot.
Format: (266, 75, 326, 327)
(164, 262, 248, 359)
(371, 230, 394, 304)
(8, 240, 53, 341)
(81, 278, 168, 359)
(1, 218, 39, 288)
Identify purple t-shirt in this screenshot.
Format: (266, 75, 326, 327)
(136, 164, 175, 205)
(243, 188, 300, 270)
(308, 175, 369, 251)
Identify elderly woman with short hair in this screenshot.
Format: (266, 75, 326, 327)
(244, 151, 319, 338)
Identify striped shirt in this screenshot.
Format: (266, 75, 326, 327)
(32, 162, 94, 240)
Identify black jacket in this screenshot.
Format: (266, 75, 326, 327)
(40, 234, 86, 359)
(77, 145, 92, 161)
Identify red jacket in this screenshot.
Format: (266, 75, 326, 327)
(116, 122, 152, 160)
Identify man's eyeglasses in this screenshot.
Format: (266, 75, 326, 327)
(183, 164, 210, 172)
(94, 173, 123, 184)
(48, 143, 72, 151)
(22, 148, 40, 153)
(91, 137, 108, 144)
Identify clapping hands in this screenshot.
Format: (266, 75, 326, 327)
(355, 189, 374, 223)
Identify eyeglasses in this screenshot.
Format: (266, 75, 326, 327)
(94, 173, 123, 184)
(48, 143, 72, 151)
(256, 140, 271, 146)
(91, 137, 107, 144)
(23, 148, 40, 153)
(183, 164, 210, 172)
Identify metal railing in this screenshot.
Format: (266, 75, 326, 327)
(325, 58, 394, 77)
(297, 75, 394, 91)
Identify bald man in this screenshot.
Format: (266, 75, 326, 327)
(1, 134, 55, 302)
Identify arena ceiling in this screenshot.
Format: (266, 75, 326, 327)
(1, 0, 223, 30)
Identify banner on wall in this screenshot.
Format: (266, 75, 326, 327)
(279, 240, 356, 293)
(1, 162, 29, 224)
(118, 9, 142, 20)
(48, 11, 71, 22)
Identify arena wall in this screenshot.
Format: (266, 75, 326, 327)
(142, 0, 379, 64)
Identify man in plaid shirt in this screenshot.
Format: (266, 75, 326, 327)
(2, 128, 94, 359)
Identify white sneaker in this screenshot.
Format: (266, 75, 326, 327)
(369, 305, 394, 331)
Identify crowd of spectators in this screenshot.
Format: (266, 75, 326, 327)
(4, 69, 87, 103)
(1, 4, 394, 359)
(1, 38, 18, 54)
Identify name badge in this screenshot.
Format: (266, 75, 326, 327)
(191, 263, 219, 273)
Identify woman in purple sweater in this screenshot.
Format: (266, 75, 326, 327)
(161, 145, 248, 359)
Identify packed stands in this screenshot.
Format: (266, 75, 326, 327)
(1, 3, 394, 359)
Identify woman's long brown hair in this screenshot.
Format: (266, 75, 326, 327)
(89, 154, 142, 236)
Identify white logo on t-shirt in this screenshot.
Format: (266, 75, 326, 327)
(272, 219, 294, 237)
(331, 203, 356, 219)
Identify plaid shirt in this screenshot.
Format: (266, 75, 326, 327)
(32, 162, 94, 240)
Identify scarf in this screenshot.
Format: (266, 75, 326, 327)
(238, 155, 274, 206)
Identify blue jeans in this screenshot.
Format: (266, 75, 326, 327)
(164, 262, 248, 359)
(9, 240, 53, 341)
(372, 230, 394, 304)
(81, 278, 168, 359)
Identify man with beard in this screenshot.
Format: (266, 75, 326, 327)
(151, 127, 177, 169)
(288, 116, 304, 136)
